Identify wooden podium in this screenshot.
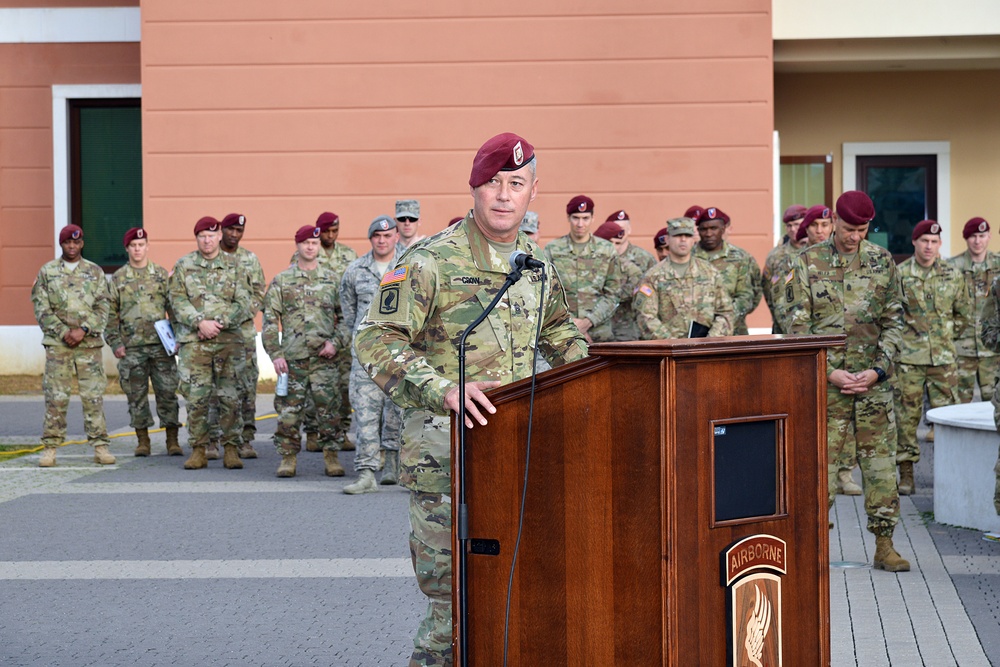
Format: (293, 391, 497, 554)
(452, 335, 842, 666)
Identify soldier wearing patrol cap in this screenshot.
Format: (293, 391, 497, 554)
(598, 210, 656, 341)
(106, 228, 182, 457)
(395, 199, 424, 252)
(894, 220, 971, 495)
(949, 216, 1000, 404)
(762, 205, 808, 333)
(789, 190, 911, 572)
(32, 224, 114, 467)
(694, 206, 762, 335)
(633, 217, 734, 339)
(543, 195, 624, 343)
(519, 211, 540, 242)
(354, 132, 587, 667)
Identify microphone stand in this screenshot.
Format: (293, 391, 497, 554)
(456, 266, 524, 667)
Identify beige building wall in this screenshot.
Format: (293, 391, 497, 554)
(775, 70, 1000, 255)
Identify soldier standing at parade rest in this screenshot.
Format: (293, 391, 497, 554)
(543, 195, 624, 343)
(788, 190, 910, 571)
(169, 217, 253, 470)
(976, 253, 1000, 518)
(633, 216, 734, 339)
(291, 212, 358, 453)
(395, 199, 425, 253)
(949, 217, 1000, 404)
(762, 205, 807, 333)
(894, 220, 971, 495)
(31, 224, 115, 467)
(341, 216, 404, 494)
(263, 225, 350, 478)
(105, 228, 182, 457)
(598, 210, 656, 341)
(694, 207, 762, 335)
(354, 132, 588, 667)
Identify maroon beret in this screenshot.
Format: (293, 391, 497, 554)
(315, 212, 340, 230)
(684, 205, 704, 220)
(122, 227, 147, 247)
(963, 217, 990, 239)
(593, 220, 624, 241)
(220, 213, 245, 228)
(469, 132, 534, 188)
(783, 204, 808, 223)
(566, 195, 594, 215)
(295, 225, 321, 244)
(795, 205, 829, 242)
(836, 191, 875, 226)
(606, 210, 628, 224)
(653, 227, 669, 248)
(448, 216, 464, 227)
(194, 216, 221, 236)
(912, 219, 942, 241)
(697, 206, 730, 225)
(59, 224, 83, 244)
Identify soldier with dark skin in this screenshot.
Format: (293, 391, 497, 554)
(354, 133, 588, 667)
(788, 191, 910, 572)
(694, 206, 762, 335)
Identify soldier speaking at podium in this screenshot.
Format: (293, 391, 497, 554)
(353, 132, 587, 667)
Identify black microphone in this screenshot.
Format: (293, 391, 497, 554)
(509, 250, 545, 272)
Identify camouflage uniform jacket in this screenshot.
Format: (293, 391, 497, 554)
(897, 257, 971, 366)
(612, 243, 656, 341)
(354, 216, 589, 492)
(291, 242, 358, 279)
(226, 246, 266, 343)
(762, 241, 802, 331)
(948, 250, 1000, 358)
(340, 250, 399, 358)
(105, 262, 172, 351)
(262, 264, 350, 362)
(788, 239, 904, 392)
(979, 275, 1000, 352)
(542, 234, 624, 342)
(168, 251, 253, 344)
(31, 258, 109, 349)
(632, 257, 735, 339)
(694, 241, 762, 335)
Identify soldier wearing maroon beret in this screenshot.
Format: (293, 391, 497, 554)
(763, 205, 810, 333)
(600, 210, 656, 340)
(653, 227, 670, 261)
(694, 206, 762, 335)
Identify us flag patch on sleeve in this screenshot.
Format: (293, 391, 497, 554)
(380, 266, 408, 286)
(639, 284, 653, 297)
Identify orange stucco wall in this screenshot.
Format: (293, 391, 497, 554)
(140, 0, 775, 327)
(0, 41, 140, 325)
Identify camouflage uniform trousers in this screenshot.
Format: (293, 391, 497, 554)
(178, 340, 245, 448)
(272, 356, 342, 455)
(117, 344, 180, 430)
(828, 388, 900, 536)
(348, 362, 401, 471)
(303, 350, 352, 443)
(41, 346, 109, 448)
(208, 342, 259, 443)
(893, 362, 957, 463)
(956, 355, 999, 403)
(991, 391, 1000, 515)
(408, 490, 453, 667)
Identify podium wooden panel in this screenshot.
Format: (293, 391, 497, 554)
(452, 335, 842, 666)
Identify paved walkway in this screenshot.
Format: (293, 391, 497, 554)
(0, 396, 997, 666)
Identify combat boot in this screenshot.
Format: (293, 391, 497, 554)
(305, 432, 321, 452)
(238, 442, 258, 459)
(38, 446, 57, 468)
(206, 441, 221, 460)
(184, 445, 207, 470)
(165, 427, 183, 456)
(926, 426, 935, 442)
(873, 535, 910, 572)
(837, 469, 862, 496)
(223, 444, 243, 469)
(94, 445, 116, 465)
(344, 469, 378, 494)
(380, 450, 399, 486)
(276, 453, 297, 478)
(134, 428, 151, 457)
(898, 461, 915, 495)
(324, 449, 345, 477)
(340, 437, 356, 452)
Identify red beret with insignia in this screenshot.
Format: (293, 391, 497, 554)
(783, 204, 808, 223)
(697, 206, 730, 225)
(912, 219, 942, 241)
(295, 225, 321, 244)
(684, 205, 704, 221)
(122, 227, 147, 247)
(836, 191, 876, 226)
(59, 224, 83, 244)
(194, 216, 221, 236)
(796, 205, 831, 242)
(963, 217, 990, 239)
(593, 220, 625, 241)
(566, 195, 595, 215)
(469, 132, 534, 188)
(220, 213, 246, 228)
(316, 212, 340, 230)
(606, 210, 628, 223)
(653, 227, 669, 248)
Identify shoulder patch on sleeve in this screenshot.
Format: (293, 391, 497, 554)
(783, 269, 795, 285)
(638, 284, 653, 297)
(380, 266, 408, 286)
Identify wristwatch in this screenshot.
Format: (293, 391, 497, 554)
(81, 325, 90, 335)
(873, 367, 887, 383)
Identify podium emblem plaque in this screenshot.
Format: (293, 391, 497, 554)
(724, 534, 786, 667)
